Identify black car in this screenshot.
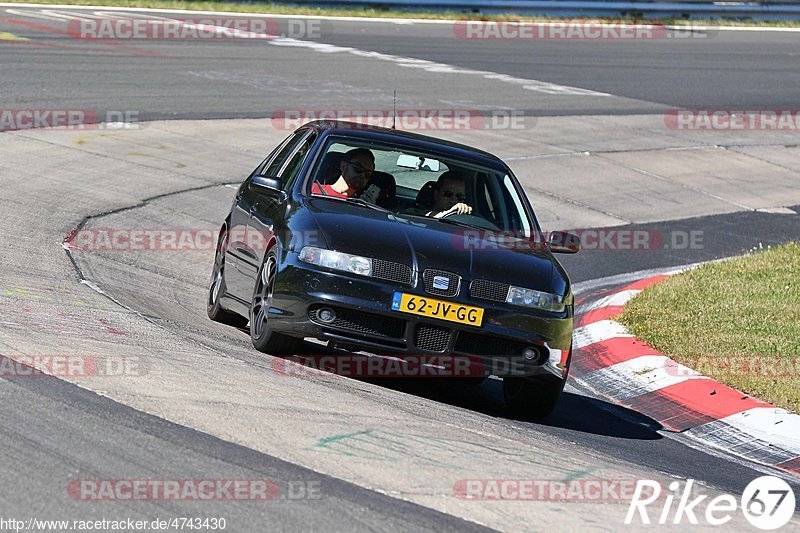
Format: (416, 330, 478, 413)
(208, 121, 580, 418)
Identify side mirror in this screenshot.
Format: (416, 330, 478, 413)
(547, 231, 580, 254)
(250, 175, 285, 199)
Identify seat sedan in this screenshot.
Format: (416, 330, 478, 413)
(208, 120, 580, 418)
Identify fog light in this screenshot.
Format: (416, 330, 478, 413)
(317, 308, 336, 324)
(522, 347, 538, 361)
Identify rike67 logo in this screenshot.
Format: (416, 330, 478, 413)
(626, 476, 796, 529)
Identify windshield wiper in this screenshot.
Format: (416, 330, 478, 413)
(345, 197, 390, 212)
(434, 216, 493, 231)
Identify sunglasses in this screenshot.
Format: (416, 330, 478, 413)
(442, 190, 466, 201)
(346, 162, 374, 176)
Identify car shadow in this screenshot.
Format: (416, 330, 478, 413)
(374, 377, 663, 440)
(283, 345, 664, 441)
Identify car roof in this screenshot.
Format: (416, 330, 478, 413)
(302, 120, 509, 171)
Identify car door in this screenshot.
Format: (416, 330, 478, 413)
(226, 130, 309, 301)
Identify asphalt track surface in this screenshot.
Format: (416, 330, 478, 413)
(2, 5, 800, 532)
(1, 8, 800, 118)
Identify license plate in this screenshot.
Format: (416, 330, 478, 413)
(391, 292, 484, 327)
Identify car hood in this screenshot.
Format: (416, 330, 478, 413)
(305, 197, 561, 294)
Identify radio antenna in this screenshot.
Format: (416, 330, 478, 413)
(392, 90, 397, 130)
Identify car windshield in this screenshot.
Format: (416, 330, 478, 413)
(308, 137, 535, 235)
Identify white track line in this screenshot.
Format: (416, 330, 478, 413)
(579, 288, 641, 312)
(584, 354, 708, 401)
(696, 408, 800, 457)
(573, 319, 632, 350)
(3, 4, 800, 32)
(4, 6, 612, 96)
(268, 38, 610, 96)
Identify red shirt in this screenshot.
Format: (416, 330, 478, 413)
(312, 182, 349, 198)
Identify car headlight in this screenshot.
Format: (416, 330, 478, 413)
(299, 246, 372, 277)
(506, 286, 565, 313)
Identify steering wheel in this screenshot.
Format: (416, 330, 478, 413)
(441, 212, 500, 231)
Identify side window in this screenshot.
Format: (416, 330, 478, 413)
(257, 130, 308, 177)
(277, 131, 318, 190)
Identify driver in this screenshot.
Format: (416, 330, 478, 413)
(427, 171, 473, 219)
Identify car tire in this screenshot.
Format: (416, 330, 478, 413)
(207, 226, 247, 327)
(503, 377, 565, 419)
(250, 249, 301, 355)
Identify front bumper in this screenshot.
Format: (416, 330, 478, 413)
(268, 254, 573, 380)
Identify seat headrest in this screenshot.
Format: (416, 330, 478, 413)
(415, 181, 437, 210)
(318, 152, 345, 184)
(370, 171, 397, 210)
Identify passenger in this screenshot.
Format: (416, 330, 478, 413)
(312, 148, 376, 200)
(426, 171, 473, 218)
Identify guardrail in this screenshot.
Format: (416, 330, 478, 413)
(279, 0, 800, 20)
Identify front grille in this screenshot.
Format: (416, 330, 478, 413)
(414, 324, 451, 352)
(423, 269, 460, 297)
(309, 306, 405, 339)
(372, 259, 412, 285)
(470, 279, 509, 303)
(455, 331, 535, 357)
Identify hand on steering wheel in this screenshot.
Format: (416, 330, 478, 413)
(436, 203, 472, 218)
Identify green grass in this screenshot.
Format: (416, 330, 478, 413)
(619, 243, 800, 413)
(5, 0, 800, 27)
